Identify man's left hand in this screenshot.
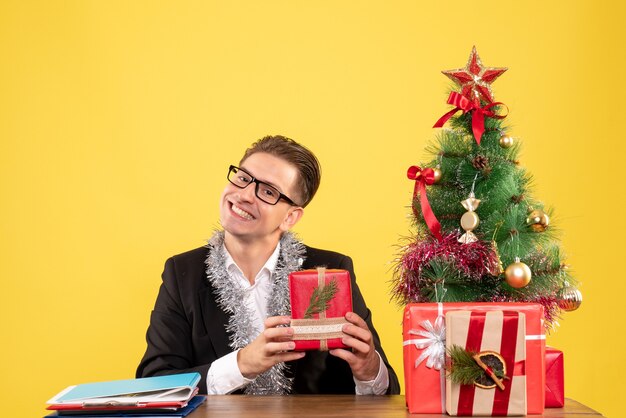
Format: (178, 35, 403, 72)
(329, 311, 380, 381)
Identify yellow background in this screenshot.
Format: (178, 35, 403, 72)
(1, 1, 624, 417)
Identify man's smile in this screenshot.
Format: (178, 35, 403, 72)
(231, 203, 256, 220)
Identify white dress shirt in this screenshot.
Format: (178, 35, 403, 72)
(205, 243, 389, 395)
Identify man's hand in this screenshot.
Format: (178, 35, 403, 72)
(329, 312, 380, 381)
(237, 315, 305, 379)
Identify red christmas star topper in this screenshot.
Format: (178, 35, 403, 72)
(442, 46, 507, 103)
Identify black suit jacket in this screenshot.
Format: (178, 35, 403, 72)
(136, 245, 400, 395)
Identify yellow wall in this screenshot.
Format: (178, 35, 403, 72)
(1, 1, 623, 417)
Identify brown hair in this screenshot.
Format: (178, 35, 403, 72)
(240, 135, 321, 207)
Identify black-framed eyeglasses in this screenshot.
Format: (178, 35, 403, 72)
(227, 165, 298, 206)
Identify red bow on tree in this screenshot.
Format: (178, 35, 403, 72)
(433, 92, 508, 145)
(407, 165, 442, 241)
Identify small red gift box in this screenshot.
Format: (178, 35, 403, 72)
(403, 303, 545, 414)
(545, 347, 564, 408)
(446, 310, 527, 416)
(289, 268, 352, 351)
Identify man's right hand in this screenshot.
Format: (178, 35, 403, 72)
(237, 315, 306, 379)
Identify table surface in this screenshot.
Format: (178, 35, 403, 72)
(187, 395, 603, 417)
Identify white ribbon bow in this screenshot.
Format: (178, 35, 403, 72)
(408, 315, 446, 370)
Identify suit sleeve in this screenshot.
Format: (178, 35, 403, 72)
(339, 255, 401, 395)
(136, 256, 212, 392)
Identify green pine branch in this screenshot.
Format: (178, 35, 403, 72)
(304, 278, 339, 319)
(419, 257, 459, 302)
(447, 345, 505, 386)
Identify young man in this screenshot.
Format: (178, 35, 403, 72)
(137, 135, 400, 395)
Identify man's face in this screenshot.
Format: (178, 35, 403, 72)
(220, 152, 303, 244)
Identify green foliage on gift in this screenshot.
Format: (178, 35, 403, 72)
(447, 345, 506, 387)
(304, 278, 339, 319)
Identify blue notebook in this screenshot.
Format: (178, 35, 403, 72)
(47, 373, 201, 406)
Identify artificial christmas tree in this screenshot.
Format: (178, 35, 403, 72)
(394, 47, 582, 415)
(392, 47, 581, 326)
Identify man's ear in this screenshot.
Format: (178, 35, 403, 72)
(280, 207, 304, 232)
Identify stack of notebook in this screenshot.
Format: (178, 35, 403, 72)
(45, 373, 205, 417)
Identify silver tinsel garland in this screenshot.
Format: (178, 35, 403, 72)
(205, 230, 306, 394)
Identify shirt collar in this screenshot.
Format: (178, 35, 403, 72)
(223, 242, 282, 280)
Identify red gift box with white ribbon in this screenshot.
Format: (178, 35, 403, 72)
(289, 268, 352, 351)
(402, 303, 545, 414)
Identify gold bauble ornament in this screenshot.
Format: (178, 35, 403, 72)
(526, 209, 550, 232)
(432, 167, 442, 184)
(557, 284, 583, 311)
(504, 258, 532, 288)
(499, 134, 514, 148)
